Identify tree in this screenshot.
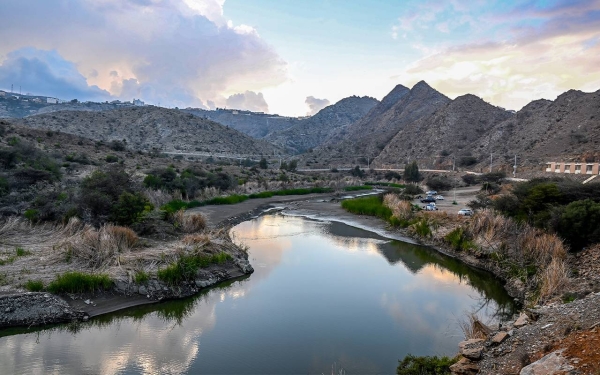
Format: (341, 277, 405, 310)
(288, 160, 298, 172)
(403, 161, 421, 183)
(558, 199, 600, 251)
(259, 158, 268, 169)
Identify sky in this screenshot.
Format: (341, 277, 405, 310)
(0, 0, 598, 116)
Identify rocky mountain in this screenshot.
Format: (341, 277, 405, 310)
(470, 88, 600, 167)
(184, 108, 298, 138)
(0, 95, 136, 119)
(12, 107, 283, 156)
(305, 81, 450, 167)
(373, 94, 513, 168)
(264, 96, 379, 154)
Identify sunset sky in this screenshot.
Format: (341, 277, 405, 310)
(0, 0, 598, 116)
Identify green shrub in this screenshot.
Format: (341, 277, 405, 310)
(15, 247, 31, 257)
(0, 176, 8, 196)
(105, 154, 118, 163)
(403, 184, 423, 195)
(134, 270, 149, 284)
(24, 209, 39, 222)
(426, 176, 452, 191)
(25, 280, 44, 292)
(411, 219, 432, 237)
(110, 191, 153, 225)
(397, 354, 458, 375)
(47, 272, 112, 294)
(445, 227, 475, 251)
(158, 252, 233, 285)
(341, 196, 393, 220)
(403, 161, 421, 182)
(558, 199, 600, 251)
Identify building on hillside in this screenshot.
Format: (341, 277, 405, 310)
(545, 162, 600, 175)
(0, 91, 5, 97)
(46, 97, 58, 104)
(133, 98, 144, 106)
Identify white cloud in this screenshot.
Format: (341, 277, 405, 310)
(0, 0, 287, 108)
(304, 96, 330, 116)
(226, 90, 269, 112)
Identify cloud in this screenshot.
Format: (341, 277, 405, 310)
(394, 0, 600, 110)
(226, 90, 269, 112)
(0, 0, 287, 109)
(0, 48, 111, 101)
(305, 96, 330, 116)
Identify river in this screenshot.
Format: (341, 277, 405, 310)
(0, 214, 516, 374)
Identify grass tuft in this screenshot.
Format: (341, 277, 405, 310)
(158, 252, 233, 285)
(25, 279, 44, 292)
(47, 271, 112, 294)
(134, 270, 149, 284)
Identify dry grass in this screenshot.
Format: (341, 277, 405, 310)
(383, 194, 413, 221)
(172, 210, 207, 233)
(468, 209, 517, 245)
(60, 222, 139, 269)
(458, 314, 492, 340)
(144, 188, 173, 207)
(182, 234, 211, 246)
(538, 257, 570, 303)
(518, 227, 567, 266)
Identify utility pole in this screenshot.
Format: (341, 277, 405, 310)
(513, 155, 517, 178)
(453, 155, 455, 172)
(490, 153, 493, 173)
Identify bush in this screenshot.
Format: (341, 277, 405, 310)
(458, 156, 478, 166)
(558, 199, 600, 251)
(397, 354, 457, 375)
(0, 176, 9, 196)
(461, 174, 479, 185)
(158, 252, 233, 285)
(385, 171, 402, 180)
(105, 154, 118, 163)
(426, 176, 452, 191)
(403, 184, 423, 195)
(79, 166, 132, 222)
(341, 196, 393, 220)
(47, 272, 112, 294)
(350, 166, 365, 178)
(25, 280, 44, 292)
(445, 227, 475, 251)
(110, 140, 126, 151)
(134, 270, 149, 284)
(110, 191, 153, 225)
(259, 158, 268, 169)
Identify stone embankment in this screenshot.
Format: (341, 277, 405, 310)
(450, 292, 600, 374)
(0, 292, 86, 328)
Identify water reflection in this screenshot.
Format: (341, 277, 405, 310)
(0, 214, 516, 375)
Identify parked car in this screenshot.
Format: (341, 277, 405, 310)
(420, 196, 436, 203)
(426, 190, 438, 196)
(424, 203, 438, 211)
(435, 195, 444, 200)
(458, 208, 474, 216)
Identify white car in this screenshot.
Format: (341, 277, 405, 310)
(435, 195, 444, 200)
(458, 208, 474, 216)
(424, 203, 438, 211)
(426, 190, 438, 196)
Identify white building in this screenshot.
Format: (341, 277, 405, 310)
(46, 97, 58, 104)
(133, 98, 145, 106)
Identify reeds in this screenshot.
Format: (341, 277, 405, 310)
(538, 257, 569, 303)
(458, 314, 492, 340)
(173, 210, 207, 233)
(518, 227, 566, 266)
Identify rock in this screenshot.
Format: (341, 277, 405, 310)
(84, 299, 91, 305)
(461, 347, 483, 360)
(449, 357, 479, 374)
(458, 339, 484, 350)
(519, 350, 574, 375)
(491, 331, 509, 345)
(514, 313, 529, 328)
(115, 280, 129, 292)
(138, 286, 148, 295)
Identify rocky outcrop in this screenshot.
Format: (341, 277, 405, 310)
(519, 350, 574, 375)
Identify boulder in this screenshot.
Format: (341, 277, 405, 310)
(449, 358, 479, 375)
(491, 331, 509, 345)
(461, 347, 483, 360)
(514, 313, 529, 328)
(520, 350, 574, 375)
(458, 338, 484, 351)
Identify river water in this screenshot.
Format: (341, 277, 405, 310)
(0, 214, 516, 374)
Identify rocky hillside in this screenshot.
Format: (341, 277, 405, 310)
(264, 96, 379, 154)
(374, 94, 513, 168)
(12, 107, 283, 156)
(184, 108, 298, 138)
(471, 89, 600, 168)
(304, 81, 450, 167)
(0, 96, 134, 119)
